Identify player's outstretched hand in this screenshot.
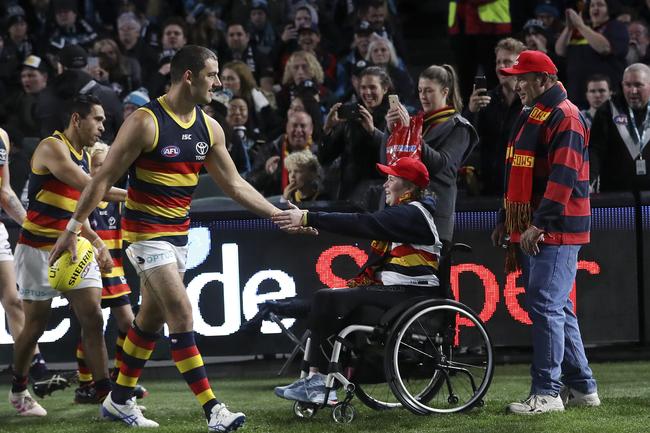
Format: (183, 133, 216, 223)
(48, 229, 78, 266)
(271, 201, 319, 235)
(272, 201, 305, 229)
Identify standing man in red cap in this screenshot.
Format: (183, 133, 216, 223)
(271, 156, 443, 405)
(491, 50, 600, 414)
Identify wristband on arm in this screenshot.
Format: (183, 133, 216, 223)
(65, 218, 83, 235)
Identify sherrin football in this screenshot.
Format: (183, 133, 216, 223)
(48, 237, 95, 292)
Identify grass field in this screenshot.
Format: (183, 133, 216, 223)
(1, 361, 650, 433)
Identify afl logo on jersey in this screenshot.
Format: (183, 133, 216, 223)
(195, 141, 209, 161)
(108, 216, 116, 227)
(161, 145, 181, 158)
(0, 149, 7, 163)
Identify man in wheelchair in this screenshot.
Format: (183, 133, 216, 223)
(271, 157, 445, 405)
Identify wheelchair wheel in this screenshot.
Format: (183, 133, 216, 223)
(355, 383, 401, 411)
(293, 401, 317, 418)
(331, 402, 356, 423)
(384, 299, 494, 415)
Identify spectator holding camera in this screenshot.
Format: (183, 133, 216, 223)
(281, 150, 328, 202)
(319, 66, 391, 201)
(465, 37, 525, 196)
(387, 63, 477, 246)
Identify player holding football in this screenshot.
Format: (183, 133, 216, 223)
(9, 95, 126, 417)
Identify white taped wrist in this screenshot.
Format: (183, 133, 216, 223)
(66, 218, 82, 234)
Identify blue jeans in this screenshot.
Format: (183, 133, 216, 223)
(521, 244, 597, 396)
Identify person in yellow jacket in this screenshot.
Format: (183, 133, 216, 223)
(448, 0, 512, 101)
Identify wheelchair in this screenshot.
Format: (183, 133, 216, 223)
(284, 244, 495, 423)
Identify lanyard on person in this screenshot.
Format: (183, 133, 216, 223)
(627, 103, 650, 151)
(628, 103, 649, 175)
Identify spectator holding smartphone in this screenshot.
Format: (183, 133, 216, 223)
(319, 67, 392, 202)
(386, 63, 477, 248)
(464, 37, 525, 195)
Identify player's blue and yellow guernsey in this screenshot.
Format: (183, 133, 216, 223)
(122, 95, 214, 246)
(18, 131, 91, 250)
(92, 201, 131, 298)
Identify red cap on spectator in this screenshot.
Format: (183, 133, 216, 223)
(499, 50, 558, 75)
(376, 157, 429, 188)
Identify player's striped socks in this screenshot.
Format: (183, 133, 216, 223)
(76, 341, 93, 386)
(112, 323, 158, 404)
(170, 331, 217, 418)
(111, 331, 127, 380)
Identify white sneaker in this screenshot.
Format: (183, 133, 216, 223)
(506, 394, 564, 415)
(101, 391, 159, 427)
(9, 389, 47, 417)
(560, 387, 601, 407)
(207, 403, 246, 432)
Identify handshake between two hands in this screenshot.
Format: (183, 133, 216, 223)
(272, 201, 318, 236)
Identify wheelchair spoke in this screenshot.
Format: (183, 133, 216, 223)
(445, 360, 488, 371)
(397, 340, 437, 360)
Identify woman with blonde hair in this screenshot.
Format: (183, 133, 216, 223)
(277, 50, 330, 113)
(386, 63, 478, 248)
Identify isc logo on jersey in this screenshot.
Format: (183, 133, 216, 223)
(161, 145, 181, 158)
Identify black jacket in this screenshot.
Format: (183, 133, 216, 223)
(421, 114, 478, 242)
(590, 96, 650, 192)
(319, 99, 389, 200)
(463, 85, 522, 195)
(34, 69, 123, 142)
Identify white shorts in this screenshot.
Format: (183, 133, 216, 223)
(126, 240, 188, 274)
(0, 224, 13, 262)
(15, 243, 102, 301)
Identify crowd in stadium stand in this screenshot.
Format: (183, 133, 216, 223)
(1, 0, 650, 212)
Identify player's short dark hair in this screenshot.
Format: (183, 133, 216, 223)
(66, 94, 102, 122)
(170, 45, 218, 83)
